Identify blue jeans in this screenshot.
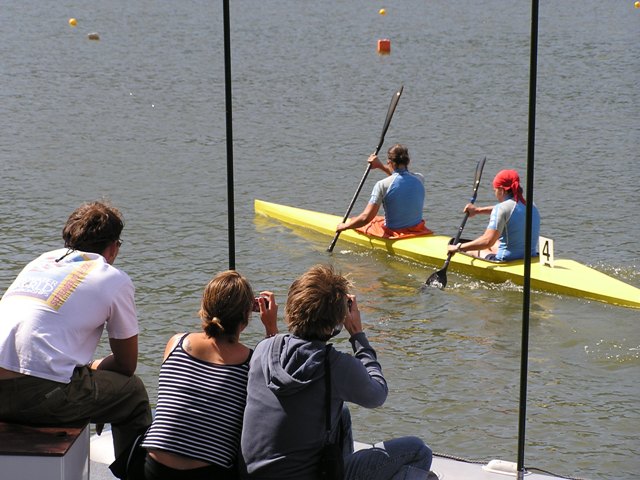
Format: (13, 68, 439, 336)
(340, 407, 432, 480)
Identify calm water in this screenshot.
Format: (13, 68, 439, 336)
(1, 1, 638, 479)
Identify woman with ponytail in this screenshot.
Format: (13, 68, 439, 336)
(447, 169, 541, 261)
(138, 271, 278, 480)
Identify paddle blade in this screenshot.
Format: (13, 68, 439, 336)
(374, 85, 404, 155)
(327, 234, 339, 253)
(424, 268, 447, 290)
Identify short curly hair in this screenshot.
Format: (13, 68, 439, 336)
(285, 264, 351, 340)
(62, 201, 124, 254)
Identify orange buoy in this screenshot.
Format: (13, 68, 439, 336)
(377, 38, 391, 55)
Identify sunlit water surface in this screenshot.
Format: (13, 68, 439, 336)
(1, 1, 638, 479)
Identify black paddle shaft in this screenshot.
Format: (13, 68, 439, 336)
(424, 157, 487, 289)
(327, 86, 404, 253)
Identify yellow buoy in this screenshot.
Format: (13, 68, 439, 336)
(379, 8, 386, 15)
(68, 18, 77, 27)
(635, 1, 640, 8)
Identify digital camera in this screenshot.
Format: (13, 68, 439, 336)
(252, 296, 269, 312)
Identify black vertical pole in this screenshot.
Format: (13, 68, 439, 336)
(517, 0, 539, 477)
(222, 0, 235, 270)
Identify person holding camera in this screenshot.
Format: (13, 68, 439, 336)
(239, 264, 432, 480)
(138, 270, 277, 480)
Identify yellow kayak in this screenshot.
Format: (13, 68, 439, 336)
(254, 199, 640, 310)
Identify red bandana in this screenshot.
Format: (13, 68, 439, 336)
(492, 169, 526, 204)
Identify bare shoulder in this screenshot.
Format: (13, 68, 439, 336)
(163, 332, 188, 359)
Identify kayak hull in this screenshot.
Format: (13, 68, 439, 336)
(254, 199, 640, 309)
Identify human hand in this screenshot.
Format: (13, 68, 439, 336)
(367, 153, 384, 171)
(447, 243, 461, 256)
(343, 294, 363, 336)
(336, 222, 348, 233)
(463, 203, 478, 217)
(257, 291, 278, 336)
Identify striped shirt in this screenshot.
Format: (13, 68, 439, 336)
(142, 333, 251, 467)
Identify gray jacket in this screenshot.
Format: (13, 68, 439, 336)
(240, 332, 387, 479)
